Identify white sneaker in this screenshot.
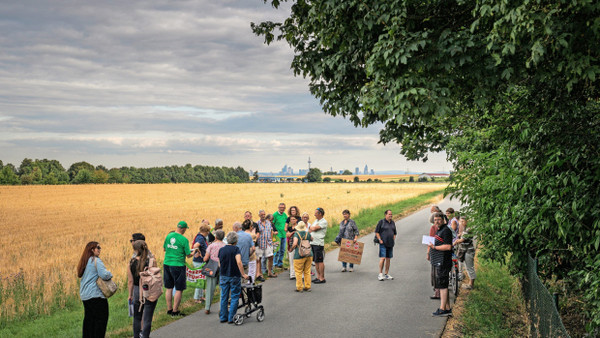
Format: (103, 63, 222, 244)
(385, 274, 394, 280)
(378, 273, 385, 281)
(348, 268, 353, 272)
(341, 268, 347, 272)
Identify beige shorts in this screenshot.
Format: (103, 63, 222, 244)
(256, 245, 274, 258)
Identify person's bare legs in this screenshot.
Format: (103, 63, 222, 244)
(379, 257, 385, 273)
(173, 290, 183, 312)
(315, 262, 325, 280)
(385, 258, 391, 274)
(256, 258, 262, 278)
(268, 256, 275, 276)
(440, 288, 450, 310)
(165, 288, 173, 311)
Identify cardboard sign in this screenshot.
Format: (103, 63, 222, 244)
(337, 239, 364, 265)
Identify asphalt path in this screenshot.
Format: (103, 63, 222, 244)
(154, 198, 461, 338)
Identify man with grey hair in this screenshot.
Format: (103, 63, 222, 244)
(218, 232, 249, 323)
(233, 222, 254, 280)
(256, 210, 276, 281)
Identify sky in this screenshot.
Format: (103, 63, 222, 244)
(0, 0, 450, 174)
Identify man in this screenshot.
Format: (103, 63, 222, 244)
(309, 207, 327, 284)
(272, 203, 288, 269)
(218, 232, 250, 324)
(244, 211, 259, 233)
(233, 221, 254, 279)
(375, 210, 397, 281)
(428, 212, 454, 317)
(163, 221, 195, 317)
(256, 210, 277, 281)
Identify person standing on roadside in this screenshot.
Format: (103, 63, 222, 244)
(244, 211, 259, 233)
(286, 215, 299, 279)
(336, 209, 359, 272)
(163, 221, 194, 317)
(291, 221, 313, 292)
(218, 232, 250, 324)
(429, 212, 454, 317)
(234, 221, 254, 282)
(272, 203, 288, 269)
(427, 216, 441, 300)
(192, 224, 210, 303)
(203, 230, 226, 315)
(309, 207, 328, 284)
(376, 210, 397, 281)
(455, 216, 476, 290)
(128, 240, 158, 338)
(78, 241, 112, 338)
(446, 208, 459, 238)
(256, 210, 277, 281)
(243, 220, 258, 283)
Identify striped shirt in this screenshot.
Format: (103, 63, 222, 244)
(430, 225, 453, 268)
(257, 220, 273, 249)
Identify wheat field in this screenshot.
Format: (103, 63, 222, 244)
(0, 182, 445, 319)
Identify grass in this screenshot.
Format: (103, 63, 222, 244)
(0, 189, 444, 337)
(444, 256, 529, 338)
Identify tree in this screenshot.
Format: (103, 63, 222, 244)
(68, 162, 95, 181)
(253, 0, 600, 330)
(323, 177, 331, 182)
(0, 165, 19, 185)
(73, 169, 93, 184)
(342, 169, 352, 175)
(408, 176, 414, 183)
(305, 168, 322, 182)
(353, 176, 359, 183)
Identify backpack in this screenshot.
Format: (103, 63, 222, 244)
(138, 257, 162, 310)
(298, 232, 311, 258)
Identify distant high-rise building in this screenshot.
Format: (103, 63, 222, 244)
(355, 167, 359, 175)
(370, 169, 375, 175)
(364, 165, 368, 175)
(281, 164, 288, 175)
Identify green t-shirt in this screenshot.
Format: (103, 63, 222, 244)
(163, 232, 191, 266)
(293, 231, 313, 259)
(272, 211, 288, 239)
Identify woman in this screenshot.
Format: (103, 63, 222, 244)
(446, 208, 458, 238)
(291, 221, 313, 292)
(286, 215, 299, 279)
(218, 232, 249, 323)
(203, 229, 226, 315)
(242, 220, 258, 284)
(301, 212, 315, 273)
(77, 241, 112, 338)
(454, 217, 476, 289)
(192, 224, 210, 303)
(336, 209, 359, 272)
(127, 240, 157, 338)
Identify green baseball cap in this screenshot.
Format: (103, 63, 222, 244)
(177, 221, 188, 229)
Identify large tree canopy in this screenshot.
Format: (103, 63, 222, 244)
(253, 0, 600, 331)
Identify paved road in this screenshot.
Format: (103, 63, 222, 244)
(154, 199, 460, 338)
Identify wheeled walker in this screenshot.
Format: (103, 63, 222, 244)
(232, 282, 264, 325)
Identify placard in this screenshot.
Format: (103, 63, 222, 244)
(337, 239, 364, 265)
(186, 262, 206, 289)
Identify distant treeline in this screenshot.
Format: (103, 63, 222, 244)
(0, 159, 249, 185)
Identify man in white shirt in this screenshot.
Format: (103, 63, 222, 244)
(309, 207, 328, 284)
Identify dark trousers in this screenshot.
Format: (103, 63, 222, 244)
(133, 285, 158, 338)
(82, 297, 109, 338)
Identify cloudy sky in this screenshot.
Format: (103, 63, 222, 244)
(0, 0, 449, 173)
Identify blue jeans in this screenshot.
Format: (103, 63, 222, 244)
(219, 275, 241, 322)
(342, 262, 354, 269)
(274, 237, 286, 267)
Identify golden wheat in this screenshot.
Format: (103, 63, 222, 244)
(0, 182, 444, 316)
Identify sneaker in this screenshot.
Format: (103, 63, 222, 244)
(432, 309, 452, 317)
(171, 311, 185, 317)
(348, 268, 353, 272)
(341, 268, 347, 272)
(313, 279, 326, 284)
(290, 276, 296, 280)
(378, 273, 385, 281)
(385, 274, 394, 280)
(167, 309, 173, 315)
(295, 289, 303, 292)
(312, 278, 320, 283)
(303, 288, 312, 292)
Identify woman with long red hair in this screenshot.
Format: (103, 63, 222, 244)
(77, 241, 113, 338)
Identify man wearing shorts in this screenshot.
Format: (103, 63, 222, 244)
(428, 212, 454, 316)
(309, 207, 328, 284)
(256, 210, 276, 281)
(163, 221, 194, 317)
(376, 210, 397, 281)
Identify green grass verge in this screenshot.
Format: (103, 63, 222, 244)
(458, 258, 528, 337)
(0, 189, 443, 338)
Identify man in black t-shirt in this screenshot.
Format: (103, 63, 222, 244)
(428, 212, 453, 317)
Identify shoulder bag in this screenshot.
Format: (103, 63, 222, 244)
(94, 258, 118, 298)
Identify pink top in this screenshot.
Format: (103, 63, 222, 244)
(206, 241, 226, 262)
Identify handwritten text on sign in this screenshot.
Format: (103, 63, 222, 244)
(337, 239, 364, 265)
(186, 268, 206, 282)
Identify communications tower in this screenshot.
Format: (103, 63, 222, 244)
(308, 157, 312, 170)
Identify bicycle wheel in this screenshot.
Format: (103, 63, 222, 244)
(450, 264, 459, 297)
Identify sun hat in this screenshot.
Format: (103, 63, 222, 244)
(296, 221, 307, 231)
(177, 221, 189, 229)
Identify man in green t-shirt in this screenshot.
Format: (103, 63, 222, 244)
(163, 221, 194, 317)
(272, 203, 288, 268)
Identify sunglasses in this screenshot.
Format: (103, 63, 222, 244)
(96, 246, 101, 250)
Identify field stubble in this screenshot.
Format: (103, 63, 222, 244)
(0, 182, 445, 323)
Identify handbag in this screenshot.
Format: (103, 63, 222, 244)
(94, 258, 118, 298)
(200, 259, 219, 278)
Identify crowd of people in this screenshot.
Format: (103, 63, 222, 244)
(76, 202, 474, 336)
(427, 205, 477, 317)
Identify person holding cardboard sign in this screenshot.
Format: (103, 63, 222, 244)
(335, 209, 359, 272)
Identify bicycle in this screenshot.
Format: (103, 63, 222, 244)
(449, 252, 460, 297)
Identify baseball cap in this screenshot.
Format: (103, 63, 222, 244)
(177, 221, 189, 229)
